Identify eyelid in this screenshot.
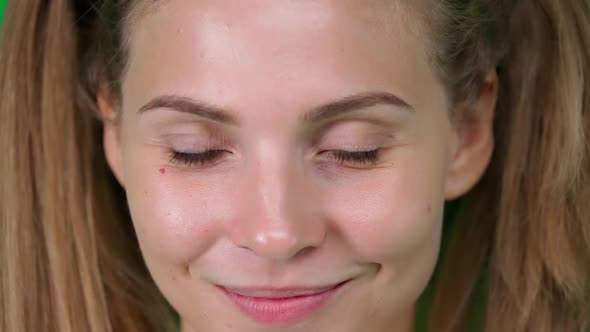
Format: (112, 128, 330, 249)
(311, 123, 397, 149)
(162, 129, 233, 151)
(164, 134, 233, 168)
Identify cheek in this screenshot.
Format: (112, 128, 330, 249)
(124, 164, 232, 265)
(323, 164, 446, 263)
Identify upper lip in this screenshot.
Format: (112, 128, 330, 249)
(219, 280, 350, 299)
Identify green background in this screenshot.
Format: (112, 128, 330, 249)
(0, 0, 6, 27)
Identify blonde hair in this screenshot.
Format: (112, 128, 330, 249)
(427, 1, 590, 331)
(0, 1, 173, 331)
(0, 0, 588, 331)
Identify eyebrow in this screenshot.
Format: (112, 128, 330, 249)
(137, 91, 412, 125)
(302, 91, 412, 123)
(138, 95, 239, 124)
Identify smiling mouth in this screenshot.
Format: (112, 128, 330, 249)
(217, 280, 351, 325)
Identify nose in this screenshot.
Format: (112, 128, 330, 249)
(228, 147, 326, 261)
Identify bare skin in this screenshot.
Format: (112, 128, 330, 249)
(102, 1, 496, 331)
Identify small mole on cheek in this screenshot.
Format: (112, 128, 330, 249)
(427, 202, 432, 213)
(159, 168, 166, 174)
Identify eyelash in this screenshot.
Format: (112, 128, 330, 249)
(169, 150, 227, 167)
(323, 149, 381, 165)
(169, 149, 381, 167)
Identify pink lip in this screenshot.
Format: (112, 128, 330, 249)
(218, 280, 350, 325)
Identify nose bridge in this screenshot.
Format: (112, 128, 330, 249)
(229, 139, 325, 261)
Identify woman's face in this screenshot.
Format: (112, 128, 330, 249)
(103, 1, 492, 331)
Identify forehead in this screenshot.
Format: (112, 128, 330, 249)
(122, 0, 438, 116)
(129, 0, 425, 30)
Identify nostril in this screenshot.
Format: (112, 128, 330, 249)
(292, 246, 316, 260)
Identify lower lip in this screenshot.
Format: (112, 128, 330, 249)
(219, 281, 349, 325)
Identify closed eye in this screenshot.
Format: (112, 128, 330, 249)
(323, 149, 381, 166)
(169, 150, 227, 167)
(168, 148, 382, 168)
